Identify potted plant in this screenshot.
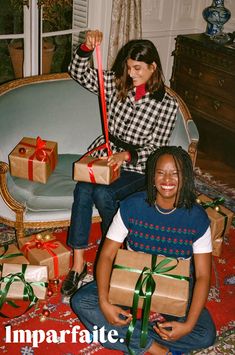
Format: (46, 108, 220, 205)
(8, 0, 72, 78)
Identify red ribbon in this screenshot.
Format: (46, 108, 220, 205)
(87, 158, 100, 183)
(96, 45, 112, 157)
(78, 46, 119, 183)
(19, 136, 56, 181)
(21, 236, 59, 279)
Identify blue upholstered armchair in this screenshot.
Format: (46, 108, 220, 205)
(0, 73, 199, 243)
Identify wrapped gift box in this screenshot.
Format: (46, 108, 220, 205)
(0, 263, 48, 300)
(197, 194, 234, 257)
(109, 249, 190, 317)
(0, 244, 29, 265)
(74, 156, 120, 185)
(18, 231, 71, 280)
(9, 136, 58, 183)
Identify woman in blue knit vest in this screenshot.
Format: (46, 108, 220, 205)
(71, 146, 216, 355)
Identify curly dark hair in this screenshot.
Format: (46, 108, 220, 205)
(146, 146, 197, 209)
(111, 39, 165, 101)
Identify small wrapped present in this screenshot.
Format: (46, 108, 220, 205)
(0, 244, 29, 265)
(109, 249, 190, 317)
(197, 194, 234, 257)
(74, 156, 120, 185)
(9, 136, 58, 183)
(18, 231, 71, 280)
(0, 263, 48, 300)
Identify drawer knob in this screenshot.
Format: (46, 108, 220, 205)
(188, 68, 192, 75)
(213, 100, 221, 110)
(218, 79, 225, 87)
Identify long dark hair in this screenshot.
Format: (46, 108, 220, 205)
(111, 39, 165, 101)
(146, 146, 197, 209)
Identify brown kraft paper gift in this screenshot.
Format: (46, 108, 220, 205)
(0, 263, 48, 300)
(18, 231, 71, 280)
(197, 194, 234, 257)
(0, 244, 29, 266)
(109, 249, 190, 317)
(9, 136, 58, 183)
(74, 156, 120, 185)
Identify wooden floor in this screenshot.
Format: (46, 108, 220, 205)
(196, 151, 235, 189)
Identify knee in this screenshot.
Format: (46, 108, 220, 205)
(198, 319, 216, 349)
(203, 323, 217, 348)
(70, 289, 84, 315)
(93, 187, 116, 209)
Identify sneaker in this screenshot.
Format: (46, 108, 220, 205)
(61, 263, 87, 297)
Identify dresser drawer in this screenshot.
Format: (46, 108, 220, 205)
(175, 85, 235, 132)
(173, 59, 235, 102)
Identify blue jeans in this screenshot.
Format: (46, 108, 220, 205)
(67, 169, 145, 249)
(71, 281, 216, 354)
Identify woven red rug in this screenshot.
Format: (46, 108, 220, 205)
(0, 223, 234, 355)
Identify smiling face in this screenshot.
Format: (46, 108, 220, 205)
(154, 154, 182, 209)
(127, 58, 156, 87)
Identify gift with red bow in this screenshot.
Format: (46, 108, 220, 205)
(8, 136, 58, 183)
(18, 231, 71, 280)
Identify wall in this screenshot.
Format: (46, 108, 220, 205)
(141, 0, 235, 84)
(88, 0, 235, 82)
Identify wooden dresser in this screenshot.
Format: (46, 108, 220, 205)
(170, 33, 235, 168)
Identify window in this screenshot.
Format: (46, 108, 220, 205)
(0, 0, 89, 84)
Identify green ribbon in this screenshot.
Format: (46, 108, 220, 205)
(0, 264, 48, 318)
(0, 245, 24, 260)
(113, 256, 189, 354)
(200, 197, 228, 237)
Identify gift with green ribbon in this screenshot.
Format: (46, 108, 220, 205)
(0, 263, 48, 303)
(109, 250, 190, 352)
(197, 194, 234, 257)
(0, 244, 29, 266)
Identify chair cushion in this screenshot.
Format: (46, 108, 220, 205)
(8, 154, 81, 212)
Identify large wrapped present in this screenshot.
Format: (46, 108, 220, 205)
(0, 244, 29, 265)
(0, 263, 48, 300)
(18, 231, 71, 280)
(9, 136, 58, 183)
(197, 194, 234, 257)
(74, 155, 120, 185)
(109, 249, 190, 318)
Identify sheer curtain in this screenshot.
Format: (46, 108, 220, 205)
(107, 0, 142, 69)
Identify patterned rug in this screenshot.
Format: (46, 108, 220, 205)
(0, 170, 234, 354)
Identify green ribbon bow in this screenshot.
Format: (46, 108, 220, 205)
(200, 197, 228, 236)
(113, 255, 189, 354)
(0, 244, 24, 260)
(0, 264, 48, 318)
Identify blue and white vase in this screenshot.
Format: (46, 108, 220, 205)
(202, 0, 231, 36)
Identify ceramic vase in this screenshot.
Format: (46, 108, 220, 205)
(202, 0, 231, 36)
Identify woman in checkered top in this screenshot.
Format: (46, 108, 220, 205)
(61, 30, 179, 297)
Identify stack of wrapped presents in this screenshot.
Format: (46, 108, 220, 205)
(0, 136, 71, 317)
(0, 231, 71, 317)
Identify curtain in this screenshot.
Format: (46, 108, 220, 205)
(107, 0, 142, 69)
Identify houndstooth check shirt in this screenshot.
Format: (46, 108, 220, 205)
(69, 47, 178, 174)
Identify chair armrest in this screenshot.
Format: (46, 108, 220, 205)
(0, 161, 25, 213)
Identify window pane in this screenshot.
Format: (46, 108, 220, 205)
(0, 39, 16, 83)
(42, 0, 73, 33)
(0, 0, 23, 35)
(43, 34, 72, 74)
